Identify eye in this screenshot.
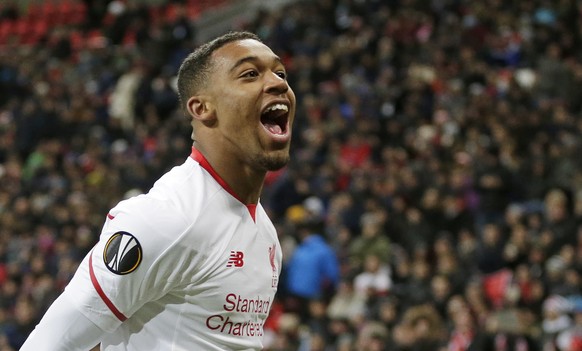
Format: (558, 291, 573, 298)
(276, 71, 287, 80)
(241, 70, 259, 78)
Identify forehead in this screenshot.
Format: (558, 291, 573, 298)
(211, 39, 280, 70)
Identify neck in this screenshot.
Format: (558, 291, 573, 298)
(192, 143, 265, 204)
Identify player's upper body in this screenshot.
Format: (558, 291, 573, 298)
(21, 31, 296, 350)
(65, 147, 282, 350)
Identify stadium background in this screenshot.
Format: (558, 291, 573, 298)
(0, 0, 581, 350)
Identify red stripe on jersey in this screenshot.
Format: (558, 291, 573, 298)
(89, 251, 128, 322)
(107, 213, 115, 220)
(190, 147, 257, 221)
(247, 204, 257, 221)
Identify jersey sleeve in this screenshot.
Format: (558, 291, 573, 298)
(66, 196, 202, 333)
(20, 289, 103, 351)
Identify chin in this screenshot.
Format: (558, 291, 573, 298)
(257, 151, 290, 171)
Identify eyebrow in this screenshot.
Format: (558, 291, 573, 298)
(229, 55, 283, 73)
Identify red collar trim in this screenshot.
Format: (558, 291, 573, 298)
(190, 147, 257, 221)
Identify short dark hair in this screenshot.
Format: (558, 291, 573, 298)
(177, 31, 262, 114)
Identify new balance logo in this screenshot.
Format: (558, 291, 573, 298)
(226, 251, 244, 267)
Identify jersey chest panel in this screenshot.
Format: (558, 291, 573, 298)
(122, 200, 281, 349)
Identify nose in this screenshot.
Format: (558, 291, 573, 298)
(264, 71, 289, 95)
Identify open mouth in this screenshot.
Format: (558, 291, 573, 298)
(261, 103, 289, 135)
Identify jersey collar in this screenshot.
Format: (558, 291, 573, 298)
(190, 147, 257, 221)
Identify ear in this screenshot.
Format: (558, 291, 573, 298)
(186, 96, 215, 123)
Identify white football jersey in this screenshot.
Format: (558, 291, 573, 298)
(65, 148, 282, 350)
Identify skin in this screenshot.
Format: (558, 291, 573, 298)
(186, 39, 296, 205)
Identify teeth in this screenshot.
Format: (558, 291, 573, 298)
(264, 104, 288, 114)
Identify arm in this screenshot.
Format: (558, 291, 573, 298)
(20, 289, 104, 351)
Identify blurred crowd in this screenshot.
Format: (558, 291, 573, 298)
(1, 0, 582, 350)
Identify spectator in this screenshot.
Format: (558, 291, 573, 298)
(347, 210, 391, 272)
(353, 253, 393, 298)
(542, 188, 577, 256)
(354, 321, 392, 351)
(447, 304, 476, 351)
(474, 146, 514, 230)
(476, 223, 507, 275)
(541, 295, 574, 350)
(397, 257, 433, 309)
(284, 197, 340, 321)
(430, 274, 453, 319)
(503, 222, 532, 269)
(556, 307, 582, 351)
(392, 304, 447, 351)
(327, 278, 366, 326)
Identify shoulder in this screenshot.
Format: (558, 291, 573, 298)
(107, 195, 189, 241)
(114, 158, 219, 228)
(104, 156, 237, 246)
(149, 157, 226, 215)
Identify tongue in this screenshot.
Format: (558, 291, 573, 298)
(264, 122, 283, 135)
